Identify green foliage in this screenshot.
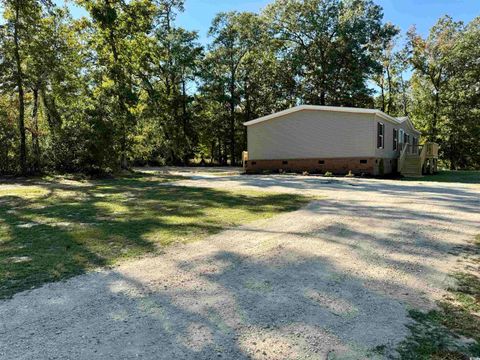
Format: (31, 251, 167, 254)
(408, 16, 480, 169)
(202, 11, 276, 165)
(0, 1, 478, 173)
(0, 96, 17, 173)
(401, 171, 480, 184)
(265, 0, 398, 107)
(372, 35, 410, 116)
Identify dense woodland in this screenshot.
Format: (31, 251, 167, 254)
(0, 0, 479, 175)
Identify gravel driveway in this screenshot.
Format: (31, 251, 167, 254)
(1, 172, 479, 359)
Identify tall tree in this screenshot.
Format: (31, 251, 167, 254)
(135, 0, 203, 164)
(408, 16, 480, 169)
(265, 0, 398, 107)
(0, 0, 47, 174)
(76, 0, 156, 169)
(205, 11, 266, 165)
(440, 17, 480, 168)
(407, 17, 462, 142)
(372, 34, 413, 116)
(0, 0, 478, 174)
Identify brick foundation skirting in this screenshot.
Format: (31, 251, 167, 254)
(244, 157, 397, 175)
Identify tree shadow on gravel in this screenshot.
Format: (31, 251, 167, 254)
(196, 174, 480, 214)
(0, 248, 413, 360)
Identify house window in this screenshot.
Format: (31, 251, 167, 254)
(377, 122, 384, 149)
(404, 132, 408, 144)
(393, 129, 398, 151)
(318, 160, 325, 165)
(360, 159, 368, 164)
(282, 160, 288, 165)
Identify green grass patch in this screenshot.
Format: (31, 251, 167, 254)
(397, 236, 480, 359)
(0, 173, 313, 299)
(402, 170, 480, 184)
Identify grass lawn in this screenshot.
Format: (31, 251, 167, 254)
(398, 234, 480, 359)
(402, 170, 480, 184)
(0, 173, 313, 299)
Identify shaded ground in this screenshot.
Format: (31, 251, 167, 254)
(138, 166, 244, 177)
(1, 170, 479, 359)
(0, 173, 311, 299)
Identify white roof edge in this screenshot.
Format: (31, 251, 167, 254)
(244, 105, 421, 134)
(375, 113, 421, 134)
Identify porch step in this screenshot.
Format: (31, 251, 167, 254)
(401, 155, 423, 177)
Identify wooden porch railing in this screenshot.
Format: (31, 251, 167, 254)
(242, 151, 249, 168)
(409, 142, 439, 157)
(405, 144, 424, 155)
(397, 143, 409, 173)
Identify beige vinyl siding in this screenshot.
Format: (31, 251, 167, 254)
(375, 116, 399, 159)
(374, 114, 420, 159)
(247, 110, 376, 160)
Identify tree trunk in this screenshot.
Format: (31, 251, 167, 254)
(182, 79, 188, 136)
(229, 73, 236, 166)
(105, 0, 129, 169)
(431, 90, 440, 142)
(210, 141, 215, 164)
(380, 76, 385, 112)
(319, 50, 327, 106)
(4, 143, 9, 174)
(181, 78, 189, 165)
(32, 87, 41, 172)
(223, 141, 228, 166)
(386, 65, 393, 114)
(320, 89, 326, 106)
(399, 75, 408, 116)
(429, 69, 443, 143)
(13, 1, 27, 174)
(41, 87, 62, 131)
(244, 78, 252, 154)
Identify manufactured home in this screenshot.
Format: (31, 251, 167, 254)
(243, 105, 438, 176)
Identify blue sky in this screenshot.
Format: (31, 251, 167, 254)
(62, 0, 480, 44)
